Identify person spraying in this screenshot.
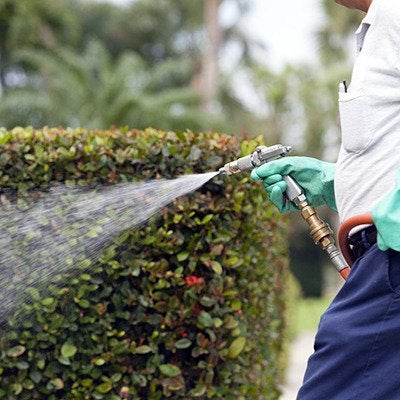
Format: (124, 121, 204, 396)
(250, 0, 400, 399)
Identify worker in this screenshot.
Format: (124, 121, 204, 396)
(251, 0, 400, 398)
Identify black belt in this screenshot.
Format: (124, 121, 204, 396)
(348, 225, 377, 259)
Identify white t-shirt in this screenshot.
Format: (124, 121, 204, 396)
(335, 0, 400, 223)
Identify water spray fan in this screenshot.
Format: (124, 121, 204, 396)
(218, 144, 351, 280)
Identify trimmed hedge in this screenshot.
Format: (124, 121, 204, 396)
(0, 127, 288, 399)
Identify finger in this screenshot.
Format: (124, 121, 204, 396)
(268, 182, 288, 212)
(250, 168, 262, 181)
(264, 180, 287, 194)
(377, 233, 389, 251)
(270, 186, 286, 212)
(264, 174, 283, 186)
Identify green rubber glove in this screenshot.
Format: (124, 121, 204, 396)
(250, 156, 337, 213)
(372, 169, 400, 251)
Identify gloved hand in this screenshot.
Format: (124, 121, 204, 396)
(372, 169, 400, 251)
(250, 156, 337, 213)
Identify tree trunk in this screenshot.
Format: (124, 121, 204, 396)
(0, 48, 8, 92)
(200, 0, 222, 113)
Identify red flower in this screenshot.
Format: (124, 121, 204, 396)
(185, 275, 200, 287)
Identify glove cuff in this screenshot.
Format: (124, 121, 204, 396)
(321, 162, 337, 212)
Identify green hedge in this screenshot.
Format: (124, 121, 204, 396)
(0, 127, 288, 399)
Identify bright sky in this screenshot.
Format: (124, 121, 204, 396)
(108, 0, 325, 69)
(242, 0, 324, 69)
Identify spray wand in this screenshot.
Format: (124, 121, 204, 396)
(218, 144, 350, 280)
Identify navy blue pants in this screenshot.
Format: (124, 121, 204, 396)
(297, 245, 400, 400)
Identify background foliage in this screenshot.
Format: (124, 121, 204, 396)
(0, 0, 363, 145)
(0, 127, 288, 399)
(0, 0, 364, 296)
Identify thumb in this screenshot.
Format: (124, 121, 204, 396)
(252, 158, 293, 180)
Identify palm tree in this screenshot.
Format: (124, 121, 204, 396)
(0, 0, 78, 90)
(0, 41, 224, 131)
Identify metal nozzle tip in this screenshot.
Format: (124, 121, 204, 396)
(219, 168, 232, 175)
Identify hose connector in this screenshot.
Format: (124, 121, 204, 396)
(295, 198, 350, 277)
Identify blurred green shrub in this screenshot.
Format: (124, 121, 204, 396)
(0, 127, 288, 399)
(289, 224, 325, 298)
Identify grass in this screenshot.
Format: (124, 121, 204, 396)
(292, 296, 333, 336)
(285, 272, 339, 338)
